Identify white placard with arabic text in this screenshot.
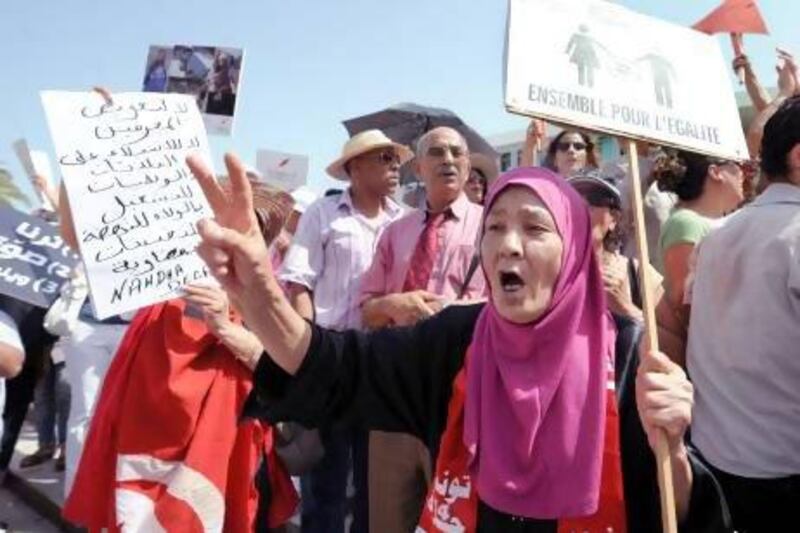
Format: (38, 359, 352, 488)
(505, 0, 748, 160)
(41, 91, 214, 319)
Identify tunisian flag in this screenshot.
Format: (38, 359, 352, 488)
(63, 300, 297, 532)
(693, 0, 768, 35)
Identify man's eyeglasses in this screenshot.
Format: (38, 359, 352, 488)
(426, 145, 467, 160)
(556, 141, 588, 152)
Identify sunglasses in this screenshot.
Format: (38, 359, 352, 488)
(556, 141, 588, 152)
(426, 145, 467, 159)
(365, 150, 401, 165)
(712, 159, 756, 181)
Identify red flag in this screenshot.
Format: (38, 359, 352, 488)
(693, 0, 768, 35)
(63, 300, 298, 532)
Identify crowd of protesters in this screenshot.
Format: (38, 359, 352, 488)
(0, 37, 797, 533)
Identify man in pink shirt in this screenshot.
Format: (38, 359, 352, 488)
(360, 127, 486, 532)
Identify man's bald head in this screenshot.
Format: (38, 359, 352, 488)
(415, 127, 469, 157)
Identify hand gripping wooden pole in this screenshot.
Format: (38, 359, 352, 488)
(626, 140, 678, 533)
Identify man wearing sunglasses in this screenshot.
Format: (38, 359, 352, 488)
(360, 127, 486, 533)
(278, 129, 412, 533)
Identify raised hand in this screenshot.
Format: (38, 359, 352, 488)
(521, 119, 546, 167)
(525, 119, 546, 149)
(187, 152, 272, 309)
(188, 151, 311, 375)
(776, 48, 799, 98)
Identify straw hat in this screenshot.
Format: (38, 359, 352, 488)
(469, 153, 499, 184)
(326, 129, 414, 181)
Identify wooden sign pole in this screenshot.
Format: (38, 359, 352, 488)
(626, 140, 678, 533)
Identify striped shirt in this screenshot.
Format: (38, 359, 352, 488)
(279, 189, 403, 330)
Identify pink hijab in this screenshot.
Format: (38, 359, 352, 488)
(463, 167, 614, 518)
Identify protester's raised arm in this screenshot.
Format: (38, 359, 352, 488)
(187, 152, 312, 375)
(520, 119, 545, 167)
(746, 49, 798, 157)
(731, 34, 770, 112)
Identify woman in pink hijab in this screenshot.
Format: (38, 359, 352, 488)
(189, 154, 729, 532)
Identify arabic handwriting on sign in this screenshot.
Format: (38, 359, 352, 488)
(93, 221, 199, 264)
(59, 149, 99, 167)
(80, 98, 170, 120)
(92, 115, 182, 146)
(88, 159, 134, 178)
(80, 101, 118, 119)
(82, 211, 151, 243)
(160, 168, 189, 189)
(109, 244, 195, 277)
(99, 184, 195, 225)
(87, 172, 161, 194)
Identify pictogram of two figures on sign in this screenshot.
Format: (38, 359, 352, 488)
(564, 24, 677, 108)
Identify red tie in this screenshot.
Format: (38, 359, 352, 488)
(403, 212, 446, 291)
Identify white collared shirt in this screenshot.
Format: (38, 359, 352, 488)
(279, 189, 404, 330)
(688, 183, 800, 478)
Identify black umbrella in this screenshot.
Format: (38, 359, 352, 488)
(343, 103, 498, 159)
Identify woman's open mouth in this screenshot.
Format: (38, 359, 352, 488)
(499, 271, 525, 293)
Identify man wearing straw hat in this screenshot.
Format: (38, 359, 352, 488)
(278, 129, 412, 532)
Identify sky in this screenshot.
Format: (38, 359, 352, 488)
(0, 0, 797, 206)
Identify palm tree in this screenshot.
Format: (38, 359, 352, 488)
(0, 165, 32, 209)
